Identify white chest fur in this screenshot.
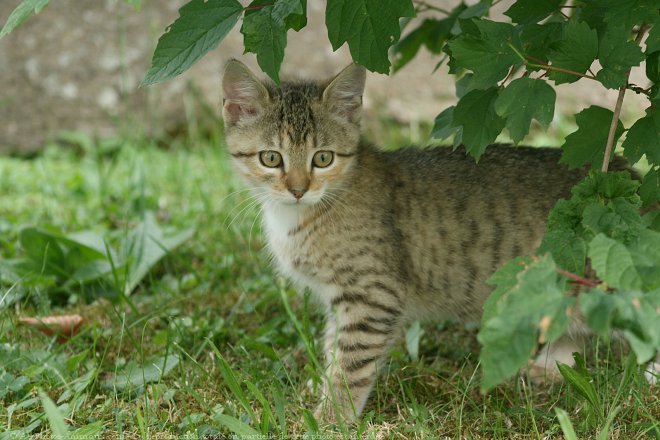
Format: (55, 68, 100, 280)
(262, 203, 337, 304)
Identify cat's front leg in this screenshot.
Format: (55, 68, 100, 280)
(316, 285, 402, 423)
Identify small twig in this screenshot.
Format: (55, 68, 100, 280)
(601, 23, 648, 172)
(509, 45, 599, 81)
(627, 84, 651, 96)
(244, 3, 273, 11)
(556, 268, 600, 289)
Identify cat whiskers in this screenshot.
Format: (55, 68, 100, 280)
(224, 190, 268, 231)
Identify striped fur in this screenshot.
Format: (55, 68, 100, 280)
(221, 60, 636, 422)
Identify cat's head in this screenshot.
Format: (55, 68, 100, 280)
(221, 60, 366, 206)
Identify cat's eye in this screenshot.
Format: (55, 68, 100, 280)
(259, 150, 282, 168)
(312, 151, 334, 168)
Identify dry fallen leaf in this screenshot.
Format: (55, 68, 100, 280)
(18, 314, 84, 342)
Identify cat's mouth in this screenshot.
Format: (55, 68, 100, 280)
(272, 191, 323, 207)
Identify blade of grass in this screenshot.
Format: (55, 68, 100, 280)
(207, 338, 257, 424)
(555, 408, 578, 440)
(213, 413, 261, 437)
(245, 381, 275, 434)
(597, 405, 622, 440)
(557, 361, 603, 419)
(38, 390, 69, 438)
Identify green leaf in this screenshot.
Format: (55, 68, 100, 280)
(639, 168, 660, 207)
(504, 0, 563, 25)
(560, 106, 624, 169)
(447, 19, 522, 89)
(572, 171, 640, 201)
(0, 0, 49, 39)
(596, 25, 645, 89)
(208, 340, 258, 424)
(647, 25, 660, 53)
(557, 360, 603, 418)
(588, 233, 642, 290)
(141, 0, 243, 86)
(284, 0, 307, 31)
(213, 413, 261, 437)
(452, 87, 505, 160)
(325, 0, 415, 74)
(622, 109, 660, 166)
(241, 0, 306, 83)
(107, 355, 180, 391)
(38, 390, 70, 438)
(547, 20, 598, 84)
(430, 107, 462, 147)
(494, 77, 556, 144)
(629, 229, 660, 290)
(120, 214, 194, 294)
(520, 22, 564, 66)
(19, 227, 68, 279)
(483, 256, 532, 323)
(646, 51, 660, 83)
(597, 406, 622, 440)
(539, 229, 587, 275)
(579, 288, 618, 338)
(616, 290, 660, 363)
(594, 0, 659, 31)
(71, 422, 104, 438)
(581, 199, 645, 244)
(392, 13, 462, 72)
(555, 408, 579, 440)
(478, 254, 573, 390)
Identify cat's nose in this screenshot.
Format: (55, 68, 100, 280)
(289, 188, 307, 199)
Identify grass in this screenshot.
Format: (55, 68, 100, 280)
(0, 123, 658, 439)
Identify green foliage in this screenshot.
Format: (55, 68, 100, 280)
(546, 20, 598, 84)
(538, 172, 641, 275)
(486, 172, 660, 387)
(557, 354, 603, 420)
(560, 106, 624, 169)
(596, 24, 645, 89)
(391, 3, 466, 71)
(447, 19, 522, 89)
(478, 254, 574, 390)
(326, 0, 414, 74)
(494, 77, 555, 144)
(622, 108, 660, 166)
(141, 0, 243, 86)
(504, 0, 563, 25)
(242, 0, 307, 83)
(0, 0, 49, 39)
(0, 214, 193, 303)
(451, 87, 504, 160)
(105, 355, 181, 392)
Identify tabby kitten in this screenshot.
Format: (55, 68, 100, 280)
(220, 60, 629, 422)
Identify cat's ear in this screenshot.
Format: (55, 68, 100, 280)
(322, 63, 366, 123)
(222, 59, 269, 126)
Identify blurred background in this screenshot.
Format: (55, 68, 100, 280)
(0, 0, 650, 155)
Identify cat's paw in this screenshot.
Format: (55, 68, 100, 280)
(527, 338, 581, 385)
(313, 398, 356, 425)
(526, 359, 564, 385)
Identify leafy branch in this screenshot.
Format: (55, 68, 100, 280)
(507, 44, 598, 82)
